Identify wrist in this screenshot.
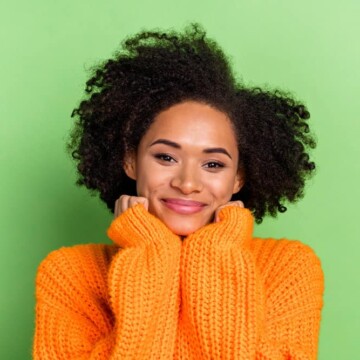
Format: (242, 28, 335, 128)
(107, 204, 181, 248)
(184, 206, 254, 249)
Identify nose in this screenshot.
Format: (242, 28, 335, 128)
(170, 164, 203, 194)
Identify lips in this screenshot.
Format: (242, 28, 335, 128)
(161, 198, 206, 215)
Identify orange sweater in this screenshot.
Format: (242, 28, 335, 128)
(33, 204, 324, 359)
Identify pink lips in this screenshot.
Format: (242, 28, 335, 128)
(162, 198, 206, 215)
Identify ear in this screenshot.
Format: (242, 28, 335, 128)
(123, 152, 137, 180)
(232, 169, 245, 194)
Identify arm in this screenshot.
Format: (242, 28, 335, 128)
(33, 204, 182, 359)
(179, 206, 324, 359)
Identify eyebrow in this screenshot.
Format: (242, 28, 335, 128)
(149, 138, 233, 159)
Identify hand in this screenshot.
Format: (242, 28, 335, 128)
(114, 195, 149, 218)
(214, 200, 244, 223)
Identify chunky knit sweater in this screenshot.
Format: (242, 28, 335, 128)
(33, 204, 324, 359)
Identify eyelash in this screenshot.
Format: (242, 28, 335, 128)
(204, 161, 225, 169)
(154, 153, 225, 169)
(154, 153, 176, 162)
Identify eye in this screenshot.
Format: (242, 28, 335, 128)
(154, 153, 176, 163)
(204, 161, 225, 169)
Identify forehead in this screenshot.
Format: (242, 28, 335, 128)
(142, 101, 237, 148)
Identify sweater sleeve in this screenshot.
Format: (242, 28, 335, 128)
(33, 204, 182, 360)
(179, 206, 324, 360)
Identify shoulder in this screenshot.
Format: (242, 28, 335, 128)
(249, 237, 324, 299)
(35, 243, 119, 297)
(250, 237, 322, 272)
(37, 243, 119, 273)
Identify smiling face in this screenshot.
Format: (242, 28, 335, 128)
(123, 100, 244, 236)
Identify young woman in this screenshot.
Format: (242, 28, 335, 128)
(33, 24, 324, 359)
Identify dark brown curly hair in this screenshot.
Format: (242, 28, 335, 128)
(68, 23, 316, 223)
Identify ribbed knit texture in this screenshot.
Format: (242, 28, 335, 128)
(33, 204, 324, 359)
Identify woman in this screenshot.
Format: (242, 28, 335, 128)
(33, 24, 324, 359)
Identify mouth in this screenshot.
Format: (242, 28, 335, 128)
(161, 198, 207, 215)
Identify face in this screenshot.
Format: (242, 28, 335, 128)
(124, 100, 244, 236)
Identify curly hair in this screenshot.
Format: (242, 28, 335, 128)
(68, 23, 316, 223)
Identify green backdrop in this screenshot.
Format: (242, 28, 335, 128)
(1, 0, 359, 358)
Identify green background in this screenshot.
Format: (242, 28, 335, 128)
(1, 0, 359, 358)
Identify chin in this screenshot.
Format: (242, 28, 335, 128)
(170, 227, 198, 237)
(162, 217, 209, 237)
(150, 203, 214, 236)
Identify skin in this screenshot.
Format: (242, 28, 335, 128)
(116, 100, 245, 236)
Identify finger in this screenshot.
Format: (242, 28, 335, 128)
(120, 195, 131, 214)
(214, 206, 223, 223)
(223, 200, 244, 208)
(114, 198, 119, 218)
(115, 195, 149, 218)
(129, 196, 148, 209)
(139, 197, 149, 210)
(114, 195, 126, 218)
(214, 201, 245, 223)
(114, 196, 125, 218)
(233, 200, 244, 208)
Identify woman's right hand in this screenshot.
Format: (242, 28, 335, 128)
(114, 195, 149, 218)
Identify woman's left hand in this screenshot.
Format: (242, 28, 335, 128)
(214, 200, 244, 223)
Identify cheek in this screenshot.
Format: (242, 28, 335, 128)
(135, 166, 169, 198)
(206, 175, 237, 200)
